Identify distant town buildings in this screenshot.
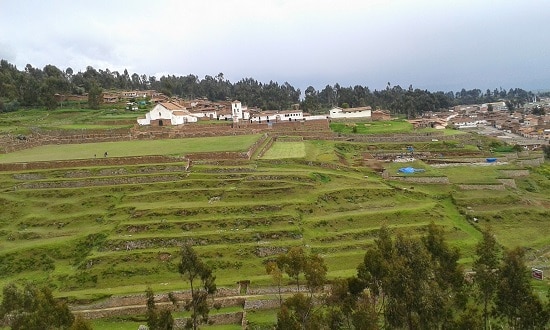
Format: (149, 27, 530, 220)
(136, 96, 382, 126)
(101, 89, 549, 144)
(416, 99, 550, 143)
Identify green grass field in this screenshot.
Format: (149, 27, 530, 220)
(0, 112, 548, 327)
(0, 108, 140, 135)
(330, 119, 413, 134)
(0, 135, 260, 163)
(261, 141, 306, 159)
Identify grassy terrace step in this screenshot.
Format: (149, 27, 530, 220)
(118, 213, 299, 228)
(101, 228, 303, 249)
(0, 133, 548, 304)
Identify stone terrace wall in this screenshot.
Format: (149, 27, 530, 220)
(256, 136, 275, 158)
(497, 179, 517, 188)
(341, 132, 454, 143)
(388, 176, 450, 184)
(185, 151, 249, 161)
(516, 157, 545, 167)
(499, 169, 530, 177)
(458, 184, 506, 190)
(0, 155, 185, 172)
(172, 312, 243, 329)
(245, 133, 269, 158)
(244, 299, 280, 310)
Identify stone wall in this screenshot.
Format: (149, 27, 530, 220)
(172, 312, 243, 329)
(339, 131, 463, 143)
(244, 299, 280, 310)
(0, 155, 185, 171)
(388, 176, 450, 184)
(458, 184, 506, 190)
(16, 174, 188, 189)
(256, 136, 275, 158)
(245, 133, 269, 158)
(499, 169, 530, 177)
(516, 157, 544, 167)
(185, 151, 249, 161)
(71, 291, 244, 320)
(497, 179, 517, 188)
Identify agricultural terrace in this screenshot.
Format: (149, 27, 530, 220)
(0, 111, 548, 327)
(261, 141, 306, 159)
(0, 135, 260, 163)
(0, 108, 138, 135)
(330, 119, 414, 134)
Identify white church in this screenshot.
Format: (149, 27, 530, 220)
(230, 100, 250, 122)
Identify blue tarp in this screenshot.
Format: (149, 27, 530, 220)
(486, 158, 497, 163)
(399, 167, 415, 173)
(398, 167, 425, 174)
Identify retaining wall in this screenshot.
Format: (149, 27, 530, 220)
(516, 157, 544, 167)
(0, 155, 185, 172)
(499, 169, 530, 177)
(257, 137, 275, 158)
(497, 179, 517, 188)
(458, 184, 506, 190)
(388, 176, 450, 184)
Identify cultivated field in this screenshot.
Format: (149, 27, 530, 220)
(0, 110, 549, 327)
(0, 135, 260, 163)
(261, 141, 306, 159)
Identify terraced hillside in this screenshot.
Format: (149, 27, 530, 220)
(0, 136, 549, 307)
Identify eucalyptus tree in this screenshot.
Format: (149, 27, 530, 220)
(0, 282, 74, 330)
(495, 247, 549, 329)
(473, 227, 501, 330)
(178, 244, 217, 330)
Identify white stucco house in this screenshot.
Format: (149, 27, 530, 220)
(137, 102, 197, 126)
(249, 110, 304, 123)
(329, 106, 372, 119)
(188, 108, 218, 120)
(481, 101, 508, 112)
(450, 117, 487, 129)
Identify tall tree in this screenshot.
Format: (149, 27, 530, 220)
(422, 223, 466, 328)
(276, 293, 324, 330)
(266, 261, 284, 306)
(495, 247, 549, 329)
(87, 81, 103, 110)
(472, 227, 500, 330)
(146, 287, 174, 330)
(357, 225, 393, 319)
(277, 246, 306, 290)
(0, 282, 74, 330)
(303, 253, 327, 294)
(384, 233, 433, 329)
(356, 225, 466, 329)
(275, 248, 328, 329)
(178, 244, 217, 330)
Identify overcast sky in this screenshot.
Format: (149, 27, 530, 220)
(1, 0, 549, 93)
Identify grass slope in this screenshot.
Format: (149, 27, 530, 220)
(0, 130, 548, 306)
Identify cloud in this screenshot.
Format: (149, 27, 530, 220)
(1, 0, 549, 91)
